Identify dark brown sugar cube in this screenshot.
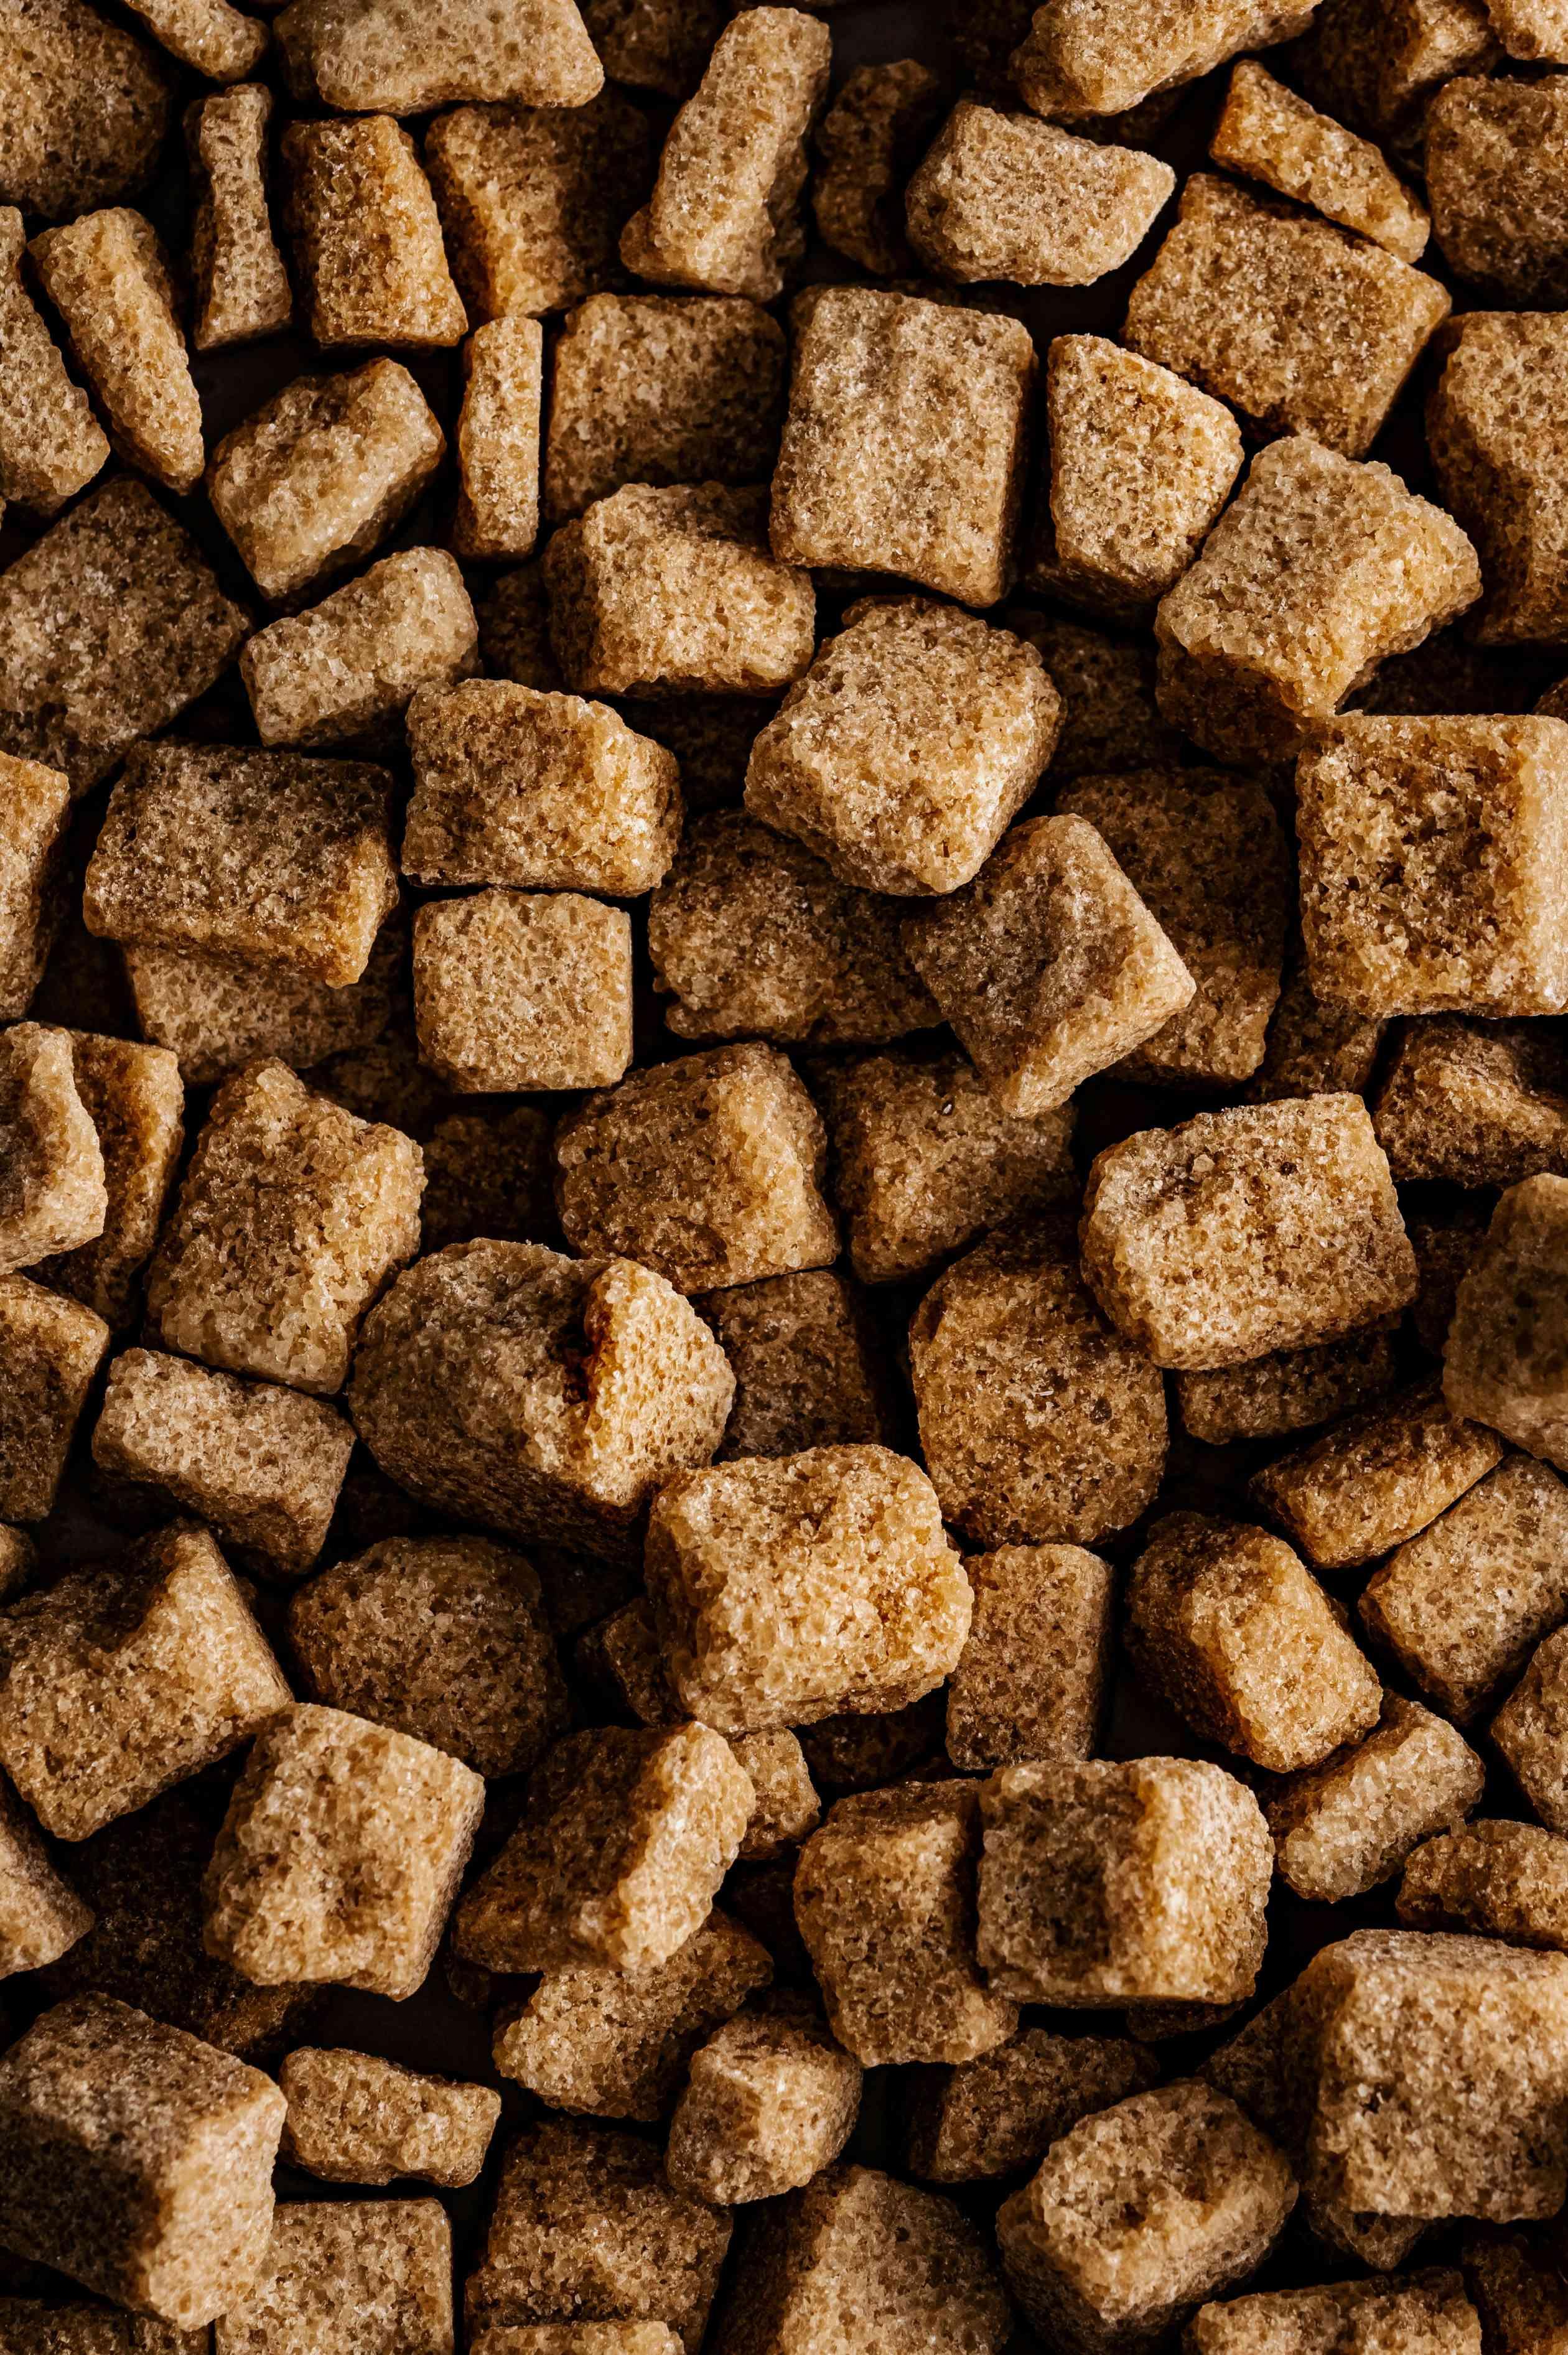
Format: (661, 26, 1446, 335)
(945, 1544, 1112, 1772)
(554, 1044, 836, 1296)
(207, 360, 446, 606)
(1014, 614, 1177, 783)
(127, 925, 401, 1091)
(812, 60, 943, 276)
(1427, 312, 1568, 649)
(1176, 1327, 1400, 1447)
(0, 1780, 90, 1977)
(905, 2028, 1157, 2185)
(92, 1349, 355, 1580)
(905, 105, 1174, 289)
(1245, 961, 1389, 1104)
(1153, 437, 1481, 764)
(910, 1219, 1168, 1551)
(0, 1994, 285, 2327)
(0, 757, 67, 1022)
(454, 317, 543, 562)
(243, 549, 477, 751)
(347, 1242, 734, 1559)
(418, 1103, 557, 1254)
(1445, 1177, 1568, 1471)
(0, 210, 107, 515)
(769, 287, 1036, 609)
(279, 2048, 500, 2186)
(580, 0, 727, 97)
(213, 2198, 454, 2355)
(619, 11, 830, 302)
(274, 0, 604, 111)
(1210, 58, 1432, 261)
(413, 890, 632, 1094)
(452, 1724, 753, 1974)
(1427, 76, 1568, 304)
(1189, 2272, 1482, 2355)
(1266, 1695, 1485, 1901)
(282, 116, 465, 351)
(0, 477, 250, 796)
(0, 0, 171, 222)
(1373, 1020, 1568, 1187)
(701, 1272, 893, 1462)
(291, 1005, 451, 1137)
(1010, 0, 1315, 117)
(186, 85, 293, 353)
(0, 1298, 101, 1528)
(665, 2010, 861, 2203)
(1250, 1385, 1503, 1571)
(1494, 1625, 1568, 1832)
(994, 2081, 1297, 2354)
(288, 1533, 567, 1778)
(0, 1025, 103, 1277)
(29, 209, 202, 497)
(1462, 2231, 1568, 2355)
(1080, 1095, 1417, 1371)
(34, 1032, 182, 1331)
(1399, 1821, 1568, 1951)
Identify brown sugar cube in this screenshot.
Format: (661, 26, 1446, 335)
(29, 210, 202, 497)
(910, 1218, 1169, 1549)
(1417, 1185, 1532, 1345)
(1400, 1821, 1568, 1951)
(906, 106, 1174, 289)
(92, 1350, 354, 1580)
(413, 892, 632, 1094)
(699, 1271, 893, 1463)
(554, 1044, 835, 1295)
(146, 1060, 422, 1396)
(214, 2198, 452, 2355)
(770, 288, 1035, 608)
(666, 2010, 859, 2203)
(1245, 960, 1389, 1105)
(1488, 0, 1568, 54)
(1361, 1458, 1568, 1723)
(1188, 2272, 1482, 2355)
(0, 211, 107, 516)
(126, 925, 401, 1090)
(1427, 77, 1568, 304)
(1080, 1094, 1417, 1371)
(0, 1994, 284, 2327)
(452, 1723, 753, 1974)
(1211, 60, 1431, 261)
(816, 1050, 1075, 1288)
(1009, 617, 1173, 785)
(1429, 312, 1568, 648)
(1266, 1695, 1485, 1901)
(404, 678, 680, 897)
(1177, 1327, 1400, 1447)
(732, 1730, 818, 1858)
(579, 0, 726, 97)
(620, 12, 829, 302)
(274, 0, 603, 111)
(794, 1694, 948, 1796)
(746, 600, 1058, 898)
(279, 2048, 500, 2187)
(946, 1544, 1113, 1773)
(0, 1523, 288, 1842)
(1375, 1020, 1568, 1187)
(905, 2027, 1157, 2185)
(548, 1595, 674, 1718)
(0, 1527, 35, 1602)
(282, 116, 464, 352)
(0, 755, 68, 1024)
(243, 548, 477, 752)
(33, 1033, 182, 1331)
(347, 1241, 734, 1558)
(186, 85, 292, 352)
(1251, 1385, 1505, 1570)
(453, 319, 541, 562)
(298, 1005, 451, 1137)
(996, 2080, 1297, 2353)
(1445, 1177, 1568, 1470)
(1463, 2229, 1568, 2355)
(2, 0, 172, 222)
(418, 1103, 556, 1254)
(646, 1445, 969, 1735)
(288, 1534, 567, 1778)
(119, 0, 265, 77)
(1127, 1513, 1382, 1774)
(1153, 438, 1480, 764)
(545, 485, 814, 700)
(426, 93, 650, 325)
(0, 478, 250, 796)
(0, 1027, 105, 1277)
(811, 60, 944, 277)
(493, 1910, 771, 2119)
(1010, 0, 1314, 117)
(1123, 175, 1447, 460)
(1494, 1625, 1568, 1832)
(207, 359, 446, 606)
(0, 1779, 90, 1978)
(464, 2119, 730, 2352)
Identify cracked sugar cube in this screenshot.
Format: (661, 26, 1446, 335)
(0, 1279, 108, 1523)
(1427, 77, 1568, 304)
(1245, 960, 1388, 1107)
(700, 1271, 894, 1463)
(811, 60, 944, 276)
(92, 1349, 355, 1581)
(0, 0, 171, 222)
(404, 679, 680, 897)
(0, 1780, 90, 1978)
(1153, 437, 1480, 764)
(413, 890, 632, 1094)
(770, 287, 1036, 607)
(452, 1724, 753, 1975)
(0, 477, 250, 796)
(1445, 1177, 1568, 1470)
(279, 2049, 500, 2187)
(32, 1032, 182, 1331)
(146, 1059, 422, 1397)
(1250, 1384, 1503, 1571)
(118, 0, 266, 78)
(1010, 0, 1314, 118)
(1266, 1695, 1486, 1901)
(905, 105, 1174, 289)
(30, 209, 203, 496)
(419, 1104, 556, 1255)
(1177, 1327, 1400, 1448)
(1399, 1821, 1568, 1951)
(666, 2009, 861, 2204)
(1373, 1019, 1568, 1188)
(1211, 60, 1431, 261)
(0, 1025, 105, 1277)
(1494, 1625, 1568, 1832)
(905, 2028, 1157, 2185)
(946, 1544, 1113, 1774)
(126, 923, 401, 1090)
(911, 1218, 1168, 1551)
(1080, 1095, 1417, 1370)
(186, 86, 293, 353)
(243, 548, 477, 752)
(289, 1533, 567, 1778)
(745, 599, 1060, 898)
(1188, 2272, 1482, 2355)
(203, 1704, 483, 2000)
(733, 1730, 818, 1859)
(208, 359, 446, 605)
(454, 317, 542, 562)
(0, 208, 107, 514)
(619, 11, 830, 302)
(0, 1994, 284, 2328)
(0, 753, 68, 1023)
(1429, 312, 1568, 648)
(213, 2199, 453, 2355)
(580, 0, 727, 96)
(282, 116, 465, 350)
(274, 0, 604, 111)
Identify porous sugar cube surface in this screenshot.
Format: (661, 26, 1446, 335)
(1427, 76, 1568, 303)
(1427, 310, 1568, 648)
(1177, 1326, 1401, 1447)
(118, 0, 266, 79)
(1493, 1623, 1568, 1832)
(1266, 1695, 1486, 1901)
(413, 890, 632, 1094)
(1010, 0, 1315, 116)
(734, 1727, 819, 1857)
(1244, 959, 1389, 1104)
(282, 116, 465, 352)
(213, 2198, 454, 2355)
(665, 2009, 862, 2203)
(1373, 1019, 1568, 1187)
(1188, 2273, 1483, 2354)
(279, 2048, 500, 2186)
(0, 1025, 106, 1277)
(0, 209, 108, 515)
(243, 548, 477, 751)
(1399, 1820, 1568, 1951)
(32, 1032, 183, 1329)
(1249, 1383, 1503, 1569)
(1211, 59, 1431, 259)
(0, 0, 172, 222)
(1445, 1176, 1568, 1470)
(0, 1773, 89, 1977)
(701, 1270, 894, 1460)
(905, 2027, 1157, 2185)
(126, 924, 401, 1089)
(1487, 0, 1568, 56)
(905, 105, 1174, 288)
(186, 85, 293, 351)
(1461, 2233, 1568, 2355)
(0, 765, 70, 1022)
(812, 60, 943, 276)
(273, 0, 604, 111)
(29, 210, 203, 495)
(454, 317, 543, 562)
(946, 1544, 1113, 1771)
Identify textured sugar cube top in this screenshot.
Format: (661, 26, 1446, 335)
(274, 0, 605, 111)
(905, 104, 1175, 289)
(1010, 0, 1316, 118)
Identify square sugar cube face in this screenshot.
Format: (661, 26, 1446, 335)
(413, 891, 632, 1094)
(213, 2198, 454, 2355)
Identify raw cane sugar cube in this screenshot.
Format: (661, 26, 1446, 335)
(0, 478, 250, 796)
(186, 85, 292, 353)
(1361, 1457, 1568, 1722)
(815, 1049, 1076, 1287)
(282, 116, 465, 351)
(1266, 1695, 1485, 1900)
(994, 2081, 1297, 2354)
(745, 599, 1060, 897)
(203, 1704, 483, 2000)
(1400, 1821, 1568, 1950)
(492, 1910, 771, 2119)
(0, 1994, 285, 2327)
(1123, 175, 1448, 459)
(1126, 1513, 1382, 1773)
(92, 1350, 354, 1581)
(1463, 2231, 1568, 2355)
(795, 1695, 946, 1796)
(146, 1060, 422, 1396)
(812, 61, 944, 276)
(544, 296, 786, 526)
(905, 106, 1174, 289)
(0, 1285, 100, 1519)
(452, 320, 541, 565)
(645, 1445, 971, 1735)
(665, 2010, 861, 2203)
(118, 0, 265, 78)
(733, 1730, 818, 1858)
(30, 210, 203, 497)
(904, 2027, 1158, 2185)
(0, 1523, 287, 1841)
(33, 1033, 182, 1331)
(619, 11, 830, 302)
(1489, 0, 1568, 54)
(1445, 1177, 1568, 1470)
(207, 360, 446, 605)
(1177, 1327, 1400, 1447)
(1152, 438, 1481, 763)
(418, 1104, 557, 1254)
(0, 210, 107, 515)
(0, 1027, 105, 1277)
(425, 94, 651, 324)
(213, 2199, 453, 2355)
(1427, 77, 1568, 304)
(274, 0, 604, 111)
(288, 1533, 568, 1778)
(1079, 1095, 1417, 1370)
(243, 549, 477, 752)
(699, 1271, 894, 1462)
(451, 1723, 753, 1974)
(279, 2048, 500, 2186)
(581, 0, 727, 96)
(403, 679, 681, 897)
(946, 1544, 1113, 1772)
(413, 892, 632, 1094)
(0, 1778, 89, 1977)
(1494, 1626, 1568, 1830)
(1429, 312, 1568, 647)
(0, 755, 68, 1023)
(0, 0, 171, 222)
(908, 1219, 1169, 1550)
(1018, 614, 1180, 783)
(1245, 960, 1388, 1104)
(1010, 0, 1315, 118)
(1211, 60, 1432, 261)
(544, 485, 814, 699)
(976, 1758, 1272, 2007)
(1374, 1020, 1568, 1187)
(1188, 2273, 1482, 2355)
(1252, 1384, 1504, 1570)
(769, 287, 1035, 607)
(126, 926, 401, 1090)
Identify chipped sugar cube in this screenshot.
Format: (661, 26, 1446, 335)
(1373, 1019, 1568, 1187)
(243, 548, 477, 751)
(905, 105, 1174, 288)
(0, 0, 172, 222)
(1494, 1625, 1568, 1832)
(126, 924, 401, 1089)
(279, 2049, 500, 2188)
(0, 209, 107, 514)
(1250, 1384, 1504, 1570)
(1177, 1327, 1400, 1448)
(413, 890, 633, 1094)
(0, 1025, 105, 1277)
(32, 1032, 182, 1331)
(1211, 59, 1431, 259)
(1188, 2272, 1482, 2355)
(665, 2010, 861, 2204)
(1010, 0, 1315, 119)
(186, 85, 292, 352)
(1399, 1821, 1568, 1951)
(0, 754, 68, 1024)
(1427, 76, 1568, 304)
(30, 209, 203, 496)
(0, 1782, 90, 1979)
(1266, 1695, 1486, 1900)
(0, 1280, 108, 1522)
(700, 1270, 894, 1463)
(281, 115, 466, 350)
(273, 0, 604, 112)
(454, 317, 543, 562)
(119, 0, 266, 78)
(1429, 311, 1568, 648)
